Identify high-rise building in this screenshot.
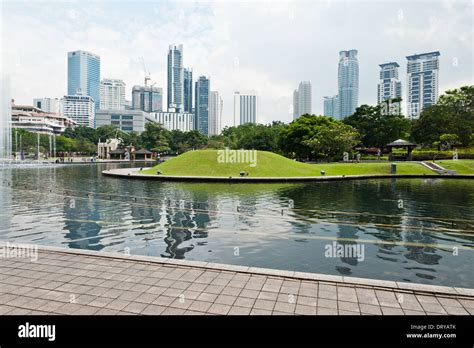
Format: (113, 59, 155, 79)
(234, 91, 258, 126)
(184, 68, 193, 113)
(100, 79, 126, 110)
(195, 76, 210, 135)
(293, 90, 299, 119)
(323, 95, 339, 119)
(167, 44, 184, 112)
(209, 91, 223, 136)
(338, 49, 359, 119)
(377, 63, 402, 115)
(132, 85, 163, 113)
(33, 98, 61, 114)
(152, 112, 195, 132)
(61, 94, 95, 128)
(406, 51, 440, 119)
(293, 81, 312, 119)
(67, 50, 100, 110)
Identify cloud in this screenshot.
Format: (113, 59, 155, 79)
(1, 0, 472, 128)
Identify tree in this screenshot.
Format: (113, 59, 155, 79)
(304, 122, 359, 161)
(344, 104, 410, 148)
(278, 114, 336, 159)
(411, 86, 474, 146)
(139, 122, 170, 152)
(439, 134, 460, 150)
(63, 125, 98, 144)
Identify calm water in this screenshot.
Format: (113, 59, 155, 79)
(1, 163, 473, 288)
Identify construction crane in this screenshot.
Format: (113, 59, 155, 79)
(140, 57, 151, 86)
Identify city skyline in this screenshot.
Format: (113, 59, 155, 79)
(2, 1, 472, 127)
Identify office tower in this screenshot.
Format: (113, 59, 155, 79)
(323, 95, 340, 119)
(338, 49, 359, 118)
(167, 44, 184, 112)
(67, 50, 100, 110)
(234, 91, 258, 126)
(293, 89, 299, 119)
(132, 85, 163, 112)
(33, 98, 61, 114)
(100, 79, 126, 110)
(293, 81, 312, 119)
(184, 68, 193, 113)
(61, 94, 95, 128)
(195, 76, 210, 135)
(406, 51, 440, 119)
(209, 91, 223, 136)
(377, 63, 402, 115)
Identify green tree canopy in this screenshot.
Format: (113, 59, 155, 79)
(344, 104, 411, 148)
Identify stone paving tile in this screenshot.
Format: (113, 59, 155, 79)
(1, 249, 473, 316)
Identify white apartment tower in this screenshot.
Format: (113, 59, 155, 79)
(209, 91, 223, 136)
(406, 51, 440, 119)
(293, 81, 312, 119)
(100, 79, 126, 110)
(234, 91, 258, 126)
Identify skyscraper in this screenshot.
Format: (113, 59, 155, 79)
(234, 91, 258, 126)
(195, 76, 210, 135)
(293, 89, 299, 119)
(33, 98, 61, 114)
(67, 50, 100, 110)
(184, 68, 193, 113)
(132, 85, 163, 113)
(209, 91, 223, 136)
(323, 95, 339, 119)
(338, 49, 359, 119)
(293, 81, 312, 119)
(377, 63, 402, 115)
(100, 79, 126, 110)
(406, 51, 440, 119)
(62, 94, 95, 128)
(167, 44, 184, 112)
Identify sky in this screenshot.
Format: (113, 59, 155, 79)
(1, 0, 473, 127)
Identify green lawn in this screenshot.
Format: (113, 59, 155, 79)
(141, 150, 434, 177)
(434, 160, 474, 174)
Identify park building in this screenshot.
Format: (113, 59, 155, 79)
(11, 102, 76, 135)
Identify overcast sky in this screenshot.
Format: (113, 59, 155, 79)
(1, 0, 473, 127)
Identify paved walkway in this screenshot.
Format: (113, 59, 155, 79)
(0, 246, 473, 315)
(103, 167, 474, 183)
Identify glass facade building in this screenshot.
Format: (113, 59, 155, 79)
(67, 50, 100, 110)
(132, 85, 163, 113)
(293, 81, 312, 119)
(323, 95, 339, 119)
(184, 68, 193, 113)
(167, 44, 184, 112)
(195, 76, 210, 135)
(338, 49, 359, 119)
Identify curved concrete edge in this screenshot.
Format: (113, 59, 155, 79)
(21, 244, 474, 298)
(102, 167, 474, 183)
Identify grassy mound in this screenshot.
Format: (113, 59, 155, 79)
(141, 150, 434, 177)
(435, 160, 474, 174)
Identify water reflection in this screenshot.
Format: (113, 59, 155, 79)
(0, 163, 473, 287)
